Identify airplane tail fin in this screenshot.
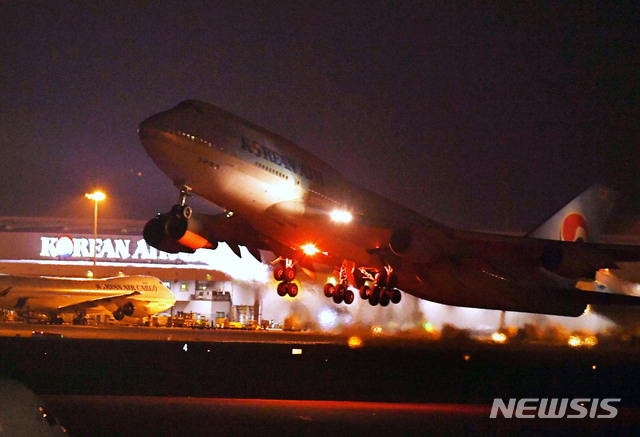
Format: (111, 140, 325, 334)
(526, 184, 617, 243)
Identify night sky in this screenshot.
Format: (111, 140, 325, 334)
(1, 1, 638, 233)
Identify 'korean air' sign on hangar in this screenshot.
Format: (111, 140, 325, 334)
(39, 235, 202, 264)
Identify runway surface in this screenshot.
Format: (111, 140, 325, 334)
(1, 323, 639, 436)
(38, 396, 640, 437)
(0, 321, 339, 344)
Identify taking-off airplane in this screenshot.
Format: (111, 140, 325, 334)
(140, 100, 640, 317)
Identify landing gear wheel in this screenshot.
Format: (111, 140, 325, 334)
(284, 267, 296, 282)
(72, 316, 87, 325)
(391, 289, 402, 304)
(375, 271, 388, 288)
(277, 282, 288, 296)
(274, 266, 285, 281)
(287, 283, 299, 298)
(113, 309, 124, 321)
(387, 274, 399, 289)
(333, 293, 344, 304)
(335, 284, 346, 299)
(182, 205, 192, 219)
(323, 283, 335, 297)
(379, 290, 390, 307)
(344, 289, 355, 305)
(359, 285, 370, 300)
(369, 286, 381, 306)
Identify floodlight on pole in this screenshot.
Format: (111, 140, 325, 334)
(85, 191, 106, 268)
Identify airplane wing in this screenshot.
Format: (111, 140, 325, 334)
(454, 230, 640, 276)
(386, 227, 640, 316)
(56, 290, 142, 314)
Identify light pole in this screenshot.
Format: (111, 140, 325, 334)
(85, 191, 106, 269)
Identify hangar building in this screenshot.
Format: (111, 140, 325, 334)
(0, 216, 268, 325)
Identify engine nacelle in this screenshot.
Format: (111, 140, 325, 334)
(539, 241, 616, 280)
(143, 206, 218, 254)
(389, 226, 452, 263)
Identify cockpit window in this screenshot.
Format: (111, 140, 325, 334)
(175, 101, 204, 114)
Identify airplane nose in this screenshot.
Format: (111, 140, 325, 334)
(138, 111, 172, 136)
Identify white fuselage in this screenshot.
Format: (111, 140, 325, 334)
(139, 101, 429, 271)
(0, 275, 176, 319)
(139, 101, 640, 318)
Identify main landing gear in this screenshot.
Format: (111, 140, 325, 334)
(273, 258, 299, 298)
(271, 258, 403, 308)
(322, 265, 402, 306)
(322, 264, 355, 305)
(356, 268, 402, 307)
(72, 314, 88, 325)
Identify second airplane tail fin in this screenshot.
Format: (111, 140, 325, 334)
(526, 184, 617, 243)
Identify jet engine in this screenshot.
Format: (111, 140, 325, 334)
(539, 241, 617, 280)
(112, 301, 150, 320)
(143, 205, 218, 254)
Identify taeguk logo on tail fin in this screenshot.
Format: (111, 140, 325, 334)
(561, 213, 588, 242)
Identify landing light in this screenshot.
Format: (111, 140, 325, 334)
(584, 336, 598, 347)
(491, 332, 507, 344)
(568, 335, 582, 347)
(301, 243, 320, 256)
(330, 209, 353, 223)
(348, 336, 363, 349)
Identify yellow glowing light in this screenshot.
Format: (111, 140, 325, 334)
(292, 348, 302, 355)
(584, 336, 598, 347)
(348, 336, 363, 349)
(371, 325, 383, 335)
(423, 322, 435, 333)
(85, 191, 106, 201)
(330, 209, 353, 223)
(491, 332, 508, 344)
(463, 354, 470, 361)
(301, 243, 320, 256)
(592, 365, 597, 370)
(568, 335, 582, 347)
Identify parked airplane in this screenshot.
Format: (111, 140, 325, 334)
(139, 100, 640, 317)
(0, 275, 176, 324)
